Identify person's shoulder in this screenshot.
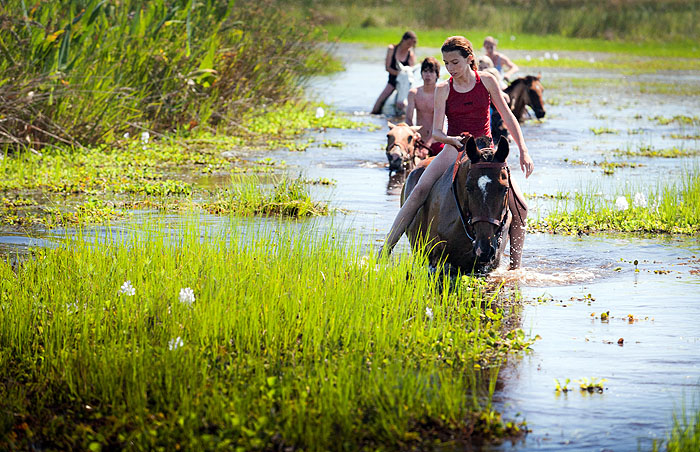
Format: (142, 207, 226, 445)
(479, 70, 498, 84)
(434, 80, 450, 96)
(409, 87, 419, 94)
(387, 44, 395, 51)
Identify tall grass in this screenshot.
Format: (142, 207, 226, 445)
(0, 221, 531, 450)
(1, 0, 330, 150)
(653, 401, 700, 452)
(291, 0, 700, 42)
(534, 167, 700, 234)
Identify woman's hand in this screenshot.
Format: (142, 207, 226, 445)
(520, 149, 534, 178)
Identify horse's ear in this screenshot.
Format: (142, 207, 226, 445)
(494, 136, 510, 162)
(465, 136, 480, 163)
(410, 125, 422, 133)
(388, 121, 396, 129)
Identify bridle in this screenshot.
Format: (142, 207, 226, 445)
(451, 154, 511, 245)
(386, 132, 420, 169)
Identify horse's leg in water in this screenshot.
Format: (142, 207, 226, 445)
(380, 144, 459, 256)
(507, 177, 528, 269)
(372, 83, 396, 114)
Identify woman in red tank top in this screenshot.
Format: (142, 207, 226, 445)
(380, 36, 535, 269)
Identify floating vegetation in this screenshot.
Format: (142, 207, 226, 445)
(612, 146, 698, 158)
(532, 168, 700, 235)
(590, 127, 619, 135)
(562, 158, 643, 175)
(651, 115, 700, 126)
(554, 378, 572, 393)
(577, 377, 607, 393)
(0, 222, 535, 450)
(321, 140, 346, 148)
(669, 134, 700, 140)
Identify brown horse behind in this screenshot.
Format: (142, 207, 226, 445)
(401, 136, 512, 273)
(492, 75, 546, 144)
(385, 121, 425, 172)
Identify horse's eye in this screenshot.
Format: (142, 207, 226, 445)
(407, 136, 412, 143)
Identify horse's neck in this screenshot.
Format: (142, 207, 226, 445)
(508, 83, 528, 118)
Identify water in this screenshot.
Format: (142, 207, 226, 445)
(3, 43, 700, 450)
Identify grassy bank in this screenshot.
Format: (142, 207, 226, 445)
(653, 401, 700, 452)
(0, 222, 533, 450)
(532, 167, 700, 235)
(1, 0, 337, 150)
(295, 0, 699, 45)
(0, 102, 360, 227)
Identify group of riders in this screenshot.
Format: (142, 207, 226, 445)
(373, 32, 535, 271)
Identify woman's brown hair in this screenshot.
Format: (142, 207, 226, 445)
(441, 36, 476, 71)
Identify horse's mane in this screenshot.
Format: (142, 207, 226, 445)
(505, 77, 525, 93)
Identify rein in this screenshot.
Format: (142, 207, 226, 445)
(451, 149, 511, 243)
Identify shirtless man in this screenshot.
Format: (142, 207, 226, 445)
(405, 57, 443, 157)
(483, 36, 519, 82)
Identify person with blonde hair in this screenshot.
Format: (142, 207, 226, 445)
(483, 36, 519, 82)
(379, 36, 534, 269)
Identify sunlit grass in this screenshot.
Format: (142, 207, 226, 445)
(532, 167, 700, 234)
(653, 400, 700, 452)
(0, 221, 533, 450)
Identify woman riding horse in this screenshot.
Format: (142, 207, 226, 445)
(379, 36, 534, 270)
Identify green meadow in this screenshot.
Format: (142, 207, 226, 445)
(0, 222, 533, 450)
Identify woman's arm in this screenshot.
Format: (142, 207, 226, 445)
(408, 49, 416, 66)
(500, 54, 519, 81)
(432, 83, 462, 148)
(482, 72, 534, 177)
(385, 45, 399, 76)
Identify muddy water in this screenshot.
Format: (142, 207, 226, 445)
(2, 42, 699, 450)
(302, 44, 700, 450)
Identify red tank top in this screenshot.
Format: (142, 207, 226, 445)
(445, 71, 491, 138)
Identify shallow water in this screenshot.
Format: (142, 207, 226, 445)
(2, 42, 700, 449)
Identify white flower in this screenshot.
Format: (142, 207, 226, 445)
(633, 192, 647, 208)
(315, 106, 325, 118)
(123, 132, 130, 139)
(169, 336, 184, 350)
(615, 196, 629, 211)
(510, 35, 516, 41)
(544, 52, 551, 59)
(28, 91, 35, 100)
(525, 55, 532, 62)
(187, 79, 195, 86)
(552, 53, 559, 61)
(589, 57, 596, 63)
(425, 307, 434, 320)
(119, 280, 135, 296)
(179, 287, 195, 305)
(140, 131, 150, 144)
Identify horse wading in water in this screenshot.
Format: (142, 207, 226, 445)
(492, 75, 546, 144)
(381, 62, 422, 117)
(385, 121, 426, 172)
(401, 136, 515, 274)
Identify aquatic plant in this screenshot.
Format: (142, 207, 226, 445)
(0, 221, 535, 449)
(652, 402, 700, 452)
(554, 378, 571, 393)
(533, 167, 700, 235)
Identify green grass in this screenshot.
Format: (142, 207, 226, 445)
(325, 26, 700, 59)
(612, 146, 699, 158)
(0, 221, 533, 450)
(532, 167, 700, 234)
(1, 0, 338, 150)
(653, 401, 700, 452)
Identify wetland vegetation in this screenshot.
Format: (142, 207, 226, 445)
(0, 223, 534, 450)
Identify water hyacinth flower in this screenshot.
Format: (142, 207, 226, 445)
(179, 287, 195, 305)
(615, 196, 629, 211)
(633, 192, 647, 208)
(425, 307, 434, 320)
(169, 336, 184, 350)
(119, 280, 135, 296)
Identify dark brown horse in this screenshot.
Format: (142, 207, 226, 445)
(385, 121, 424, 173)
(492, 75, 546, 144)
(401, 136, 512, 274)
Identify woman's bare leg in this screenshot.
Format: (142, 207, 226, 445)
(371, 84, 396, 114)
(507, 177, 528, 269)
(380, 144, 459, 256)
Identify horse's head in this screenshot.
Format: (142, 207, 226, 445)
(457, 136, 511, 266)
(506, 75, 546, 120)
(386, 121, 422, 172)
(393, 62, 421, 115)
